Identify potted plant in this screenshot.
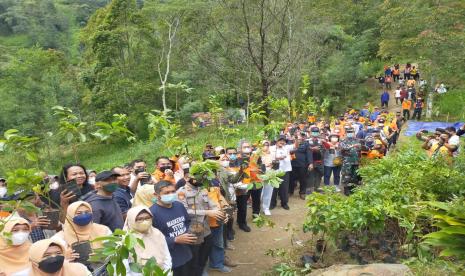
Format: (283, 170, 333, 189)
(187, 161, 221, 244)
(5, 169, 61, 230)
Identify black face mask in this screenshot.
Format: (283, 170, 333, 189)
(39, 255, 64, 274)
(160, 165, 172, 173)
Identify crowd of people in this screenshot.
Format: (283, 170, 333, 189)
(0, 63, 463, 276)
(0, 105, 411, 276)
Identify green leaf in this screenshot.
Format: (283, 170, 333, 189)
(25, 151, 38, 162)
(129, 262, 142, 273)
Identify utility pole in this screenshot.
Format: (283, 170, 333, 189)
(426, 74, 435, 119)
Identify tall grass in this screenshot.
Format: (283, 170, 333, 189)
(434, 89, 465, 122)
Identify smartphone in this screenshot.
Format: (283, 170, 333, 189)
(134, 168, 149, 185)
(60, 179, 82, 198)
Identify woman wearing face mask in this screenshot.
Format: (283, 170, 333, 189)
(52, 201, 110, 252)
(0, 216, 32, 276)
(133, 184, 158, 208)
(0, 179, 8, 200)
(123, 206, 172, 273)
(28, 238, 89, 276)
(259, 141, 274, 216)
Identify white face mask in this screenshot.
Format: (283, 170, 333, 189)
(88, 177, 96, 185)
(242, 148, 252, 154)
(220, 161, 230, 168)
(330, 138, 339, 143)
(50, 182, 59, 190)
(12, 231, 30, 245)
(0, 187, 7, 197)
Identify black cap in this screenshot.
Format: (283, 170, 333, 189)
(345, 127, 355, 133)
(310, 126, 320, 132)
(95, 170, 120, 182)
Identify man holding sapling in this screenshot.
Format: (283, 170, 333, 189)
(82, 170, 124, 231)
(150, 181, 195, 276)
(177, 172, 225, 276)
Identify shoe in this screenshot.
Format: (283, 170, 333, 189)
(238, 223, 251, 232)
(224, 256, 238, 267)
(264, 209, 271, 216)
(252, 213, 259, 218)
(210, 266, 232, 273)
(282, 204, 290, 210)
(269, 204, 276, 210)
(225, 243, 235, 250)
(299, 194, 306, 200)
(227, 235, 235, 241)
(335, 187, 341, 192)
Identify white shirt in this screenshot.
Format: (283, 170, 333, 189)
(270, 144, 294, 172)
(449, 135, 460, 157)
(395, 89, 401, 97)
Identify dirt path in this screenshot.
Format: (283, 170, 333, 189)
(210, 195, 308, 275)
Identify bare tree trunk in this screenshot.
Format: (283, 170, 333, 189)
(246, 70, 252, 126)
(426, 74, 435, 119)
(286, 6, 293, 120)
(158, 18, 180, 111)
(262, 77, 270, 124)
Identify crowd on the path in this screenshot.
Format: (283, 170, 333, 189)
(1, 64, 463, 276)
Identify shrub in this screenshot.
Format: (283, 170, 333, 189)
(177, 100, 205, 122)
(303, 149, 465, 257)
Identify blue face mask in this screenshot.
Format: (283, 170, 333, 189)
(229, 154, 237, 161)
(347, 133, 355, 138)
(160, 193, 177, 204)
(73, 213, 93, 226)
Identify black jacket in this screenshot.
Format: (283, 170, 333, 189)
(291, 142, 313, 168)
(82, 191, 124, 231)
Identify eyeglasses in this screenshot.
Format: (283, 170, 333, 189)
(135, 216, 152, 222)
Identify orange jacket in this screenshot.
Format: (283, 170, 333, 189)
(151, 169, 176, 184)
(402, 100, 411, 110)
(207, 187, 229, 228)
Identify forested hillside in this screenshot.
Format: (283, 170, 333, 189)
(1, 0, 463, 137)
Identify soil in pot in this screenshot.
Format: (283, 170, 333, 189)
(72, 241, 92, 264)
(42, 209, 60, 230)
(223, 206, 234, 218)
(316, 239, 325, 253)
(189, 222, 204, 245)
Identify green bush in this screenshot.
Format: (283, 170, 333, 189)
(177, 100, 205, 122)
(303, 150, 465, 252)
(422, 197, 465, 260)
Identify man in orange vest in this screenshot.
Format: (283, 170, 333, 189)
(151, 156, 176, 185)
(402, 99, 412, 120)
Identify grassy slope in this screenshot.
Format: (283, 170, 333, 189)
(0, 124, 259, 175)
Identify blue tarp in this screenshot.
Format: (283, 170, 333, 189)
(404, 121, 464, 136)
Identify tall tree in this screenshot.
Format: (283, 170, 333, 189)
(213, 0, 293, 123)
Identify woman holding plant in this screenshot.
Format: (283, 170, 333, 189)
(259, 140, 275, 216)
